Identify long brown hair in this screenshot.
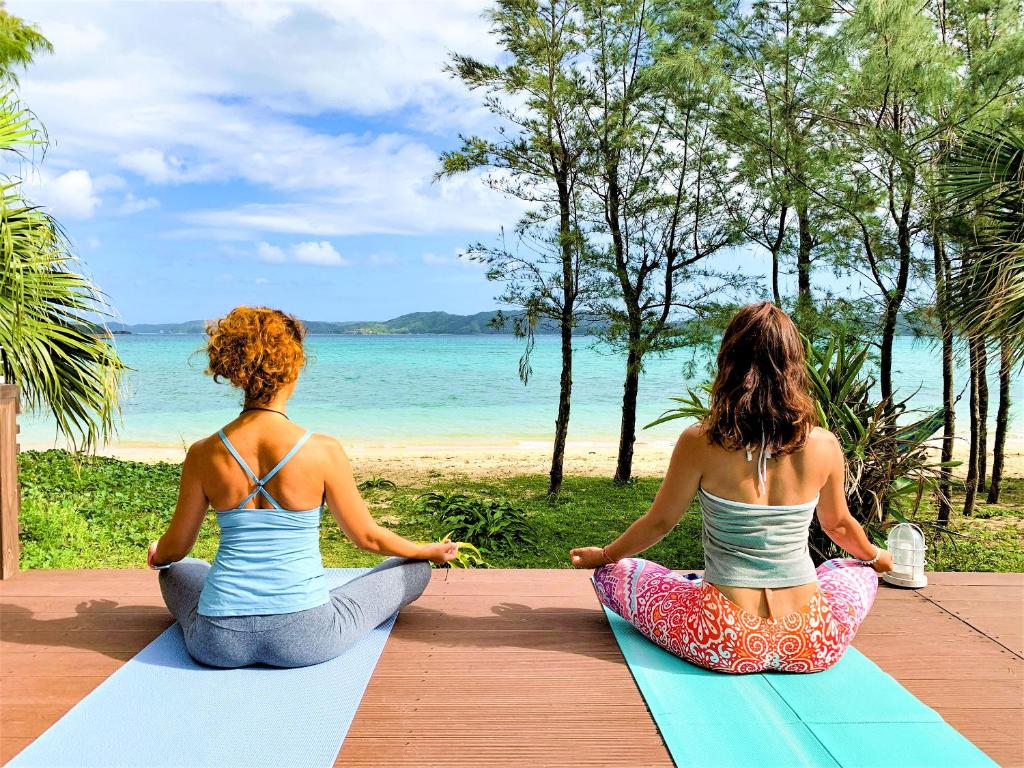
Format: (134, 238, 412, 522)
(704, 302, 816, 454)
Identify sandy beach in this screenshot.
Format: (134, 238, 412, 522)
(21, 435, 1024, 482)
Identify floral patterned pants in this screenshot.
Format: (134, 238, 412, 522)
(593, 558, 878, 674)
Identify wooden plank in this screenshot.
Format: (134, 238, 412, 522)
(0, 384, 20, 580)
(337, 572, 669, 767)
(0, 569, 161, 597)
(853, 633, 1020, 679)
(924, 572, 1024, 587)
(0, 611, 175, 632)
(0, 651, 135, 677)
(0, 597, 167, 614)
(1, 738, 33, 765)
(337, 736, 674, 767)
(923, 601, 1023, 656)
(0, 629, 168, 654)
(1, 569, 1021, 768)
(923, 584, 1024, 601)
(939, 710, 1024, 768)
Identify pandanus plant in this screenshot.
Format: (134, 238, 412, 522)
(0, 92, 124, 451)
(646, 333, 950, 561)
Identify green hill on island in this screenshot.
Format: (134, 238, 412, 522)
(105, 309, 930, 337)
(106, 311, 579, 335)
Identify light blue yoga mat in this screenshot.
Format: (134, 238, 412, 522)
(11, 570, 393, 768)
(604, 608, 999, 768)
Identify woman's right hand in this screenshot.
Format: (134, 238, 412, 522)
(872, 549, 894, 574)
(420, 540, 459, 565)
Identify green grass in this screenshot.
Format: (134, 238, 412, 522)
(16, 449, 1023, 572)
(925, 479, 1024, 572)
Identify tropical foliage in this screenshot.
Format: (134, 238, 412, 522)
(0, 10, 123, 450)
(20, 449, 1022, 571)
(415, 491, 536, 554)
(944, 128, 1024, 363)
(449, 0, 1022, 512)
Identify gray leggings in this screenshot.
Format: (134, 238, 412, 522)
(158, 558, 431, 668)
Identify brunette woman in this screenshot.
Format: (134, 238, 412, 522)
(571, 302, 892, 673)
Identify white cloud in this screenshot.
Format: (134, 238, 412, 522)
(117, 149, 189, 184)
(23, 168, 100, 219)
(291, 241, 348, 267)
(256, 242, 286, 263)
(7, 0, 527, 239)
(223, 3, 294, 28)
(118, 193, 160, 215)
(256, 240, 349, 267)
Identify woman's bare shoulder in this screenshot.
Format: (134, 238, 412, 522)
(306, 432, 348, 463)
(677, 422, 714, 454)
(804, 427, 842, 457)
(186, 433, 217, 460)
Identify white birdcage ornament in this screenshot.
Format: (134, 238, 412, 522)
(882, 523, 928, 589)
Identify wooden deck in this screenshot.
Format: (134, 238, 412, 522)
(1, 570, 1021, 767)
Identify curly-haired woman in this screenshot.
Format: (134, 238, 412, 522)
(571, 302, 892, 674)
(149, 306, 457, 668)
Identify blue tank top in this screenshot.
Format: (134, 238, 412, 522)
(197, 429, 330, 617)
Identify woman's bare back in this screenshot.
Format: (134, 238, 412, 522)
(694, 426, 836, 618)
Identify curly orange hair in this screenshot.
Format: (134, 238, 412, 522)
(205, 307, 305, 405)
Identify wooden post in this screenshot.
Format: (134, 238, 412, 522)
(0, 384, 20, 579)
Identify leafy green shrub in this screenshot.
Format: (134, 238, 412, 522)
(358, 477, 396, 491)
(415, 491, 535, 553)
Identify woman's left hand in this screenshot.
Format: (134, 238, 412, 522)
(147, 540, 170, 570)
(570, 547, 611, 570)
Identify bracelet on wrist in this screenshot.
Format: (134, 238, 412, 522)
(147, 541, 172, 571)
(601, 546, 616, 565)
(855, 546, 881, 566)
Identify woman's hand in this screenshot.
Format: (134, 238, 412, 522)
(420, 540, 459, 565)
(872, 549, 894, 574)
(147, 540, 171, 570)
(570, 547, 611, 570)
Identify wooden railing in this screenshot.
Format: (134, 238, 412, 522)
(0, 384, 20, 579)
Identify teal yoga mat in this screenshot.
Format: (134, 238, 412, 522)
(604, 608, 998, 768)
(10, 570, 393, 768)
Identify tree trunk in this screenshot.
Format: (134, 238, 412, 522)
(614, 336, 642, 485)
(987, 337, 1010, 504)
(963, 336, 981, 517)
(976, 341, 988, 492)
(796, 200, 812, 309)
(880, 221, 913, 405)
(771, 249, 781, 307)
(547, 166, 577, 496)
(548, 318, 573, 496)
(932, 231, 955, 525)
(879, 299, 899, 404)
(770, 204, 786, 307)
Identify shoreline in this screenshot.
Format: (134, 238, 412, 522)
(20, 435, 1024, 481)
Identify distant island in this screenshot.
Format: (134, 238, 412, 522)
(102, 309, 930, 337)
(106, 311, 580, 336)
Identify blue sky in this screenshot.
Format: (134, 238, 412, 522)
(10, 0, 807, 325)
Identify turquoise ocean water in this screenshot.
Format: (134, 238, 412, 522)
(21, 334, 1023, 448)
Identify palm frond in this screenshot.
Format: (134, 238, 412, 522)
(0, 177, 124, 450)
(943, 127, 1024, 362)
